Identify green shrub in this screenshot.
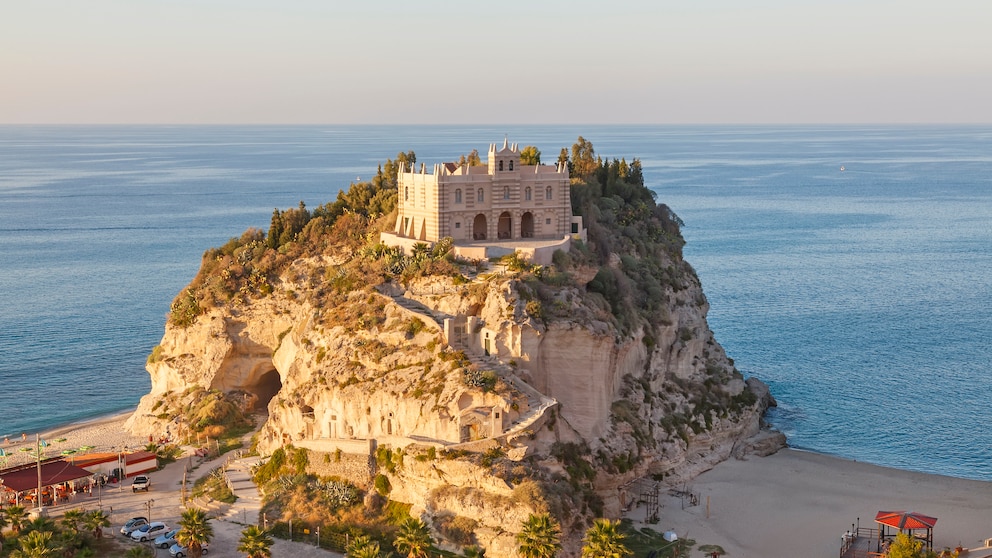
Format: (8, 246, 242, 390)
(462, 369, 498, 393)
(374, 473, 392, 496)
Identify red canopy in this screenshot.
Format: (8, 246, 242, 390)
(875, 511, 938, 531)
(0, 459, 93, 492)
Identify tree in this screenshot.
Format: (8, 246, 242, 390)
(516, 513, 562, 558)
(887, 532, 938, 558)
(23, 516, 56, 535)
(393, 517, 433, 558)
(9, 530, 61, 558)
(520, 146, 541, 166)
(347, 534, 382, 558)
(0, 509, 8, 546)
(570, 136, 597, 179)
(581, 519, 631, 558)
(464, 545, 486, 558)
(125, 546, 156, 558)
(82, 510, 109, 539)
(4, 505, 28, 533)
(237, 525, 274, 558)
(59, 508, 85, 535)
(176, 507, 214, 558)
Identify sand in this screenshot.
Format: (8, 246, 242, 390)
(8, 415, 992, 558)
(626, 448, 992, 558)
(1, 411, 149, 468)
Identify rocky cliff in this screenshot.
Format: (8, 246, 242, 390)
(126, 153, 784, 555)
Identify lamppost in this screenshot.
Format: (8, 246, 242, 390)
(145, 499, 154, 523)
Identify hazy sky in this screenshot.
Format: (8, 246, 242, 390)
(3, 0, 991, 124)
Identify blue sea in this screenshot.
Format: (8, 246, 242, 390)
(1, 125, 990, 481)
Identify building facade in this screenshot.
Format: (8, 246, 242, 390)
(391, 139, 572, 243)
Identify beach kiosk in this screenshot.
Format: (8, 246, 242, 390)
(875, 510, 937, 551)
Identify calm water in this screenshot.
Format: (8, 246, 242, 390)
(1, 125, 989, 480)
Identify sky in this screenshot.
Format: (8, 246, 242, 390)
(2, 0, 992, 125)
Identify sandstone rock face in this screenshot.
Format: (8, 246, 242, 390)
(128, 254, 782, 556)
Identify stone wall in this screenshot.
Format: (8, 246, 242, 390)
(304, 450, 374, 487)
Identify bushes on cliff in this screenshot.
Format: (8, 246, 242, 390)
(556, 137, 690, 337)
(167, 151, 409, 328)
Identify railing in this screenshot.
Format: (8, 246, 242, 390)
(840, 527, 881, 558)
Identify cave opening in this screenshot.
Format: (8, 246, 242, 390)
(249, 368, 283, 411)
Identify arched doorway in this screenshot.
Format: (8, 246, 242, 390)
(521, 212, 534, 238)
(473, 214, 487, 240)
(498, 212, 512, 239)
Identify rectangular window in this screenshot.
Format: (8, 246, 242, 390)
(571, 222, 579, 233)
(455, 222, 461, 229)
(546, 218, 551, 225)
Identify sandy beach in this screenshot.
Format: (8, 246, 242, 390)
(629, 448, 992, 558)
(1, 411, 149, 469)
(7, 415, 992, 558)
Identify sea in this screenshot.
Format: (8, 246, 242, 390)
(1, 125, 989, 481)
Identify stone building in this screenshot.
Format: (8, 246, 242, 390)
(382, 140, 582, 263)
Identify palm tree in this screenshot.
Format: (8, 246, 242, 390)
(237, 525, 274, 558)
(4, 504, 29, 533)
(393, 518, 433, 558)
(516, 513, 562, 558)
(9, 529, 62, 558)
(59, 508, 85, 535)
(82, 510, 110, 539)
(176, 507, 214, 558)
(0, 510, 8, 548)
(125, 546, 156, 558)
(581, 519, 631, 558)
(23, 516, 57, 535)
(347, 534, 382, 558)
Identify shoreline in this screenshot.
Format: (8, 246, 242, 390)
(6, 413, 992, 557)
(631, 448, 992, 558)
(1, 408, 148, 469)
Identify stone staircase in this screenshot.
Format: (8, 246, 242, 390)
(380, 288, 559, 447)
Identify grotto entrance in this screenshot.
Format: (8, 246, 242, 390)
(245, 367, 282, 411)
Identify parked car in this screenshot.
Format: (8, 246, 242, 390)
(131, 521, 169, 542)
(131, 475, 151, 492)
(169, 542, 209, 557)
(120, 516, 149, 536)
(155, 528, 181, 549)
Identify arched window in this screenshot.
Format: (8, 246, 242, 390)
(546, 186, 553, 200)
(509, 161, 514, 171)
(477, 188, 484, 203)
(503, 186, 509, 200)
(499, 160, 504, 171)
(525, 187, 532, 201)
(455, 189, 462, 204)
